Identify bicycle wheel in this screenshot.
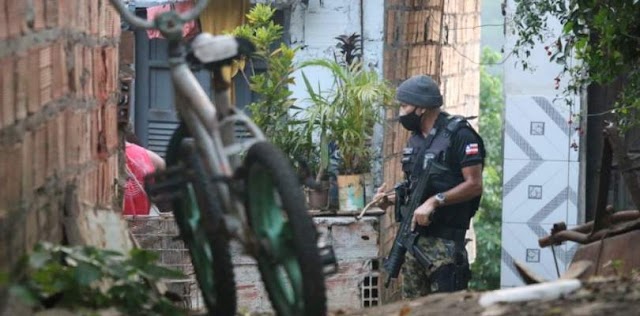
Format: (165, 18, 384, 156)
(242, 141, 327, 316)
(166, 124, 237, 315)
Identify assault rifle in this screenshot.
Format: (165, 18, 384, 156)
(383, 154, 447, 287)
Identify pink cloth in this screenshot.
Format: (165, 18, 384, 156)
(146, 2, 199, 39)
(123, 142, 156, 215)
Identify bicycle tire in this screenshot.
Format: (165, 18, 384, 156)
(166, 124, 237, 315)
(242, 141, 327, 316)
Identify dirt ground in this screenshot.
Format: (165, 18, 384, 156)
(331, 276, 640, 316)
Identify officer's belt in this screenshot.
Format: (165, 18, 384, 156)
(418, 225, 466, 244)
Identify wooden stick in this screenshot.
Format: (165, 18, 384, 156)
(356, 191, 393, 220)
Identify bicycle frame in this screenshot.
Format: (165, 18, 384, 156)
(111, 0, 265, 239)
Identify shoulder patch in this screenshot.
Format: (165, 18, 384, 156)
(465, 143, 479, 156)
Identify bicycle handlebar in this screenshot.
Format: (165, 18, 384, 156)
(109, 0, 209, 30)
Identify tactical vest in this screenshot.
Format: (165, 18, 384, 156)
(400, 114, 481, 230)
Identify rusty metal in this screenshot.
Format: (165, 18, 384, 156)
(569, 229, 640, 278)
(539, 210, 640, 247)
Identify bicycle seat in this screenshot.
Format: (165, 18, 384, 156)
(190, 33, 255, 65)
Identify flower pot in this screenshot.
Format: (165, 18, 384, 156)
(306, 181, 330, 210)
(337, 174, 365, 211)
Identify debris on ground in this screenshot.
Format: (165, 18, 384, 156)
(332, 276, 640, 316)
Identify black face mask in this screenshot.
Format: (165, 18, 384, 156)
(399, 109, 423, 132)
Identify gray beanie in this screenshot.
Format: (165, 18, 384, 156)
(396, 75, 443, 108)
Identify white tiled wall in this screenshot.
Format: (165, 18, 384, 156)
(501, 223, 569, 287)
(500, 1, 583, 287)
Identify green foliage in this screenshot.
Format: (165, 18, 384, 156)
(232, 4, 311, 163)
(511, 0, 640, 129)
(469, 48, 504, 291)
(299, 59, 394, 174)
(10, 242, 186, 316)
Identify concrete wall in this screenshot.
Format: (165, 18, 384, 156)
(0, 1, 128, 307)
(381, 0, 481, 301)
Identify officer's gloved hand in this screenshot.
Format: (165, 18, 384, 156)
(373, 183, 395, 209)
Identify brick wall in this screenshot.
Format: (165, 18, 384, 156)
(441, 0, 481, 122)
(381, 0, 481, 302)
(0, 0, 122, 291)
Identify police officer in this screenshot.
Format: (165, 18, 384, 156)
(374, 74, 485, 298)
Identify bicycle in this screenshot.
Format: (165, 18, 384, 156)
(109, 1, 337, 315)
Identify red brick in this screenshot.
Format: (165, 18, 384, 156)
(80, 0, 89, 33)
(21, 131, 33, 200)
(81, 168, 97, 206)
(45, 0, 59, 29)
(14, 52, 28, 121)
(108, 5, 120, 38)
(28, 47, 41, 115)
(93, 47, 106, 103)
(33, 0, 45, 30)
(81, 109, 93, 164)
(1, 58, 15, 128)
(0, 0, 8, 39)
(46, 118, 59, 178)
(56, 114, 65, 172)
(90, 0, 98, 35)
(6, 0, 24, 37)
(98, 160, 107, 205)
(33, 125, 47, 189)
(91, 107, 99, 159)
(105, 103, 118, 151)
(40, 45, 53, 106)
(0, 143, 22, 211)
(83, 47, 94, 97)
(72, 44, 83, 97)
(65, 109, 81, 168)
(109, 47, 119, 92)
(51, 42, 62, 99)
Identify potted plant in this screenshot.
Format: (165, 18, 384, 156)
(296, 71, 333, 210)
(299, 35, 393, 211)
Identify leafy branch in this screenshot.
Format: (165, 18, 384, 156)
(8, 242, 186, 315)
(511, 0, 640, 129)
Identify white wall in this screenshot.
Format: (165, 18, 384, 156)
(288, 0, 385, 106)
(500, 0, 583, 288)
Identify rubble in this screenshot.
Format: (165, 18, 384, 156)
(332, 276, 640, 316)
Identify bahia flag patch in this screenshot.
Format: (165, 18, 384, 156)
(465, 143, 479, 155)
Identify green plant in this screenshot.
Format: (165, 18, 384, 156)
(10, 242, 186, 315)
(469, 48, 504, 291)
(510, 0, 640, 130)
(232, 4, 311, 163)
(299, 58, 393, 175)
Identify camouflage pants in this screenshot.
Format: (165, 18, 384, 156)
(401, 236, 470, 299)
